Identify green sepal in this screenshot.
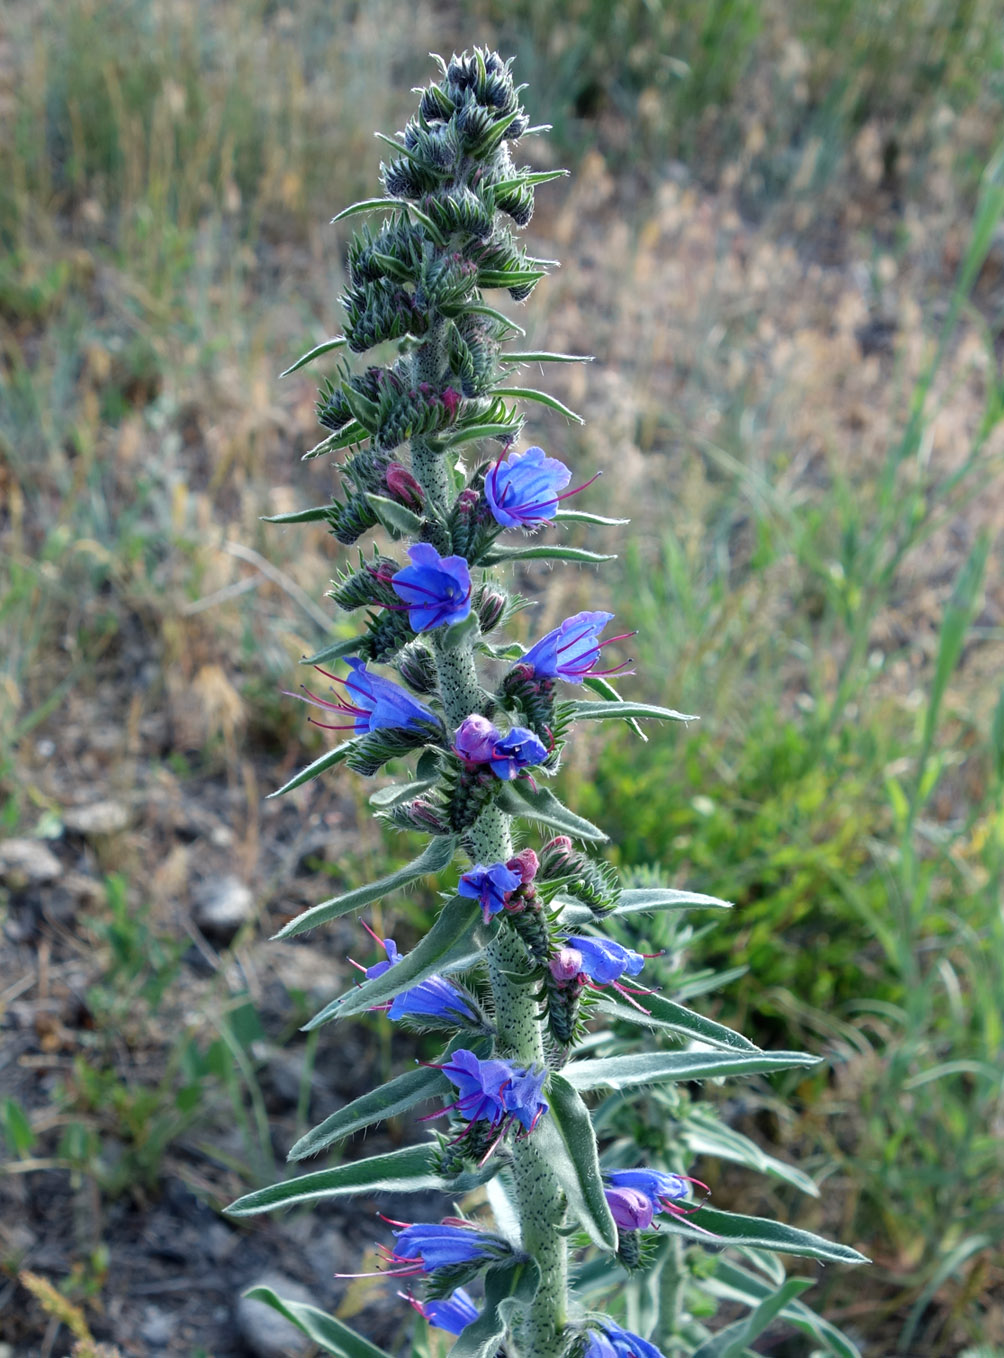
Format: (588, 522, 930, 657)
(369, 249, 415, 284)
(288, 1033, 491, 1160)
(364, 492, 423, 537)
(304, 896, 492, 1028)
(563, 1049, 820, 1093)
(261, 503, 334, 525)
(496, 780, 608, 842)
(440, 611, 482, 651)
(302, 634, 367, 666)
(272, 835, 457, 939)
(268, 739, 360, 799)
(447, 1258, 541, 1358)
(691, 1278, 816, 1358)
(469, 108, 524, 158)
(562, 699, 697, 724)
(491, 386, 584, 423)
(591, 992, 760, 1053)
(279, 335, 347, 378)
(662, 1204, 870, 1265)
(534, 1074, 617, 1250)
(226, 1143, 498, 1216)
(482, 545, 616, 566)
(241, 1287, 392, 1358)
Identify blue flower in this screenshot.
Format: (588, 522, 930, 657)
(391, 1222, 500, 1272)
(565, 935, 645, 985)
(605, 1168, 689, 1211)
(521, 611, 631, 684)
(502, 1064, 548, 1131)
(290, 658, 437, 734)
(454, 713, 500, 764)
(458, 862, 521, 922)
(587, 1321, 668, 1358)
(440, 1049, 548, 1132)
(387, 974, 477, 1024)
(391, 543, 472, 632)
(364, 936, 402, 979)
(484, 445, 571, 528)
(489, 726, 548, 780)
(417, 1288, 479, 1335)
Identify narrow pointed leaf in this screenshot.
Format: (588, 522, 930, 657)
(555, 510, 630, 526)
(483, 545, 616, 566)
(491, 170, 569, 194)
(272, 836, 457, 939)
(680, 1113, 820, 1197)
(496, 781, 607, 843)
(502, 351, 593, 365)
(288, 1033, 489, 1160)
(331, 196, 399, 223)
(662, 1204, 870, 1265)
(691, 1277, 816, 1358)
(617, 887, 734, 914)
(242, 1287, 392, 1357)
(262, 503, 334, 525)
(477, 269, 546, 289)
(533, 1074, 617, 1250)
(443, 303, 525, 335)
(564, 700, 697, 723)
(707, 1260, 862, 1358)
(591, 993, 760, 1053)
(304, 896, 490, 1027)
(582, 674, 645, 739)
(563, 1050, 820, 1092)
(368, 776, 439, 809)
(448, 1259, 541, 1358)
(302, 422, 367, 459)
(269, 739, 360, 798)
(227, 1144, 499, 1215)
(365, 493, 423, 537)
(445, 421, 523, 449)
(491, 387, 584, 423)
(302, 634, 367, 666)
(279, 336, 347, 378)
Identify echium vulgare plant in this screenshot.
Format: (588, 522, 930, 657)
(227, 49, 868, 1358)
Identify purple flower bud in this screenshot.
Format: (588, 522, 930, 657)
(506, 848, 539, 884)
(458, 861, 521, 922)
(521, 611, 631, 684)
(455, 487, 481, 516)
(604, 1186, 655, 1232)
(385, 462, 424, 509)
(565, 935, 645, 985)
(549, 947, 583, 983)
(454, 714, 499, 764)
(391, 543, 472, 632)
(489, 726, 548, 780)
(484, 445, 571, 528)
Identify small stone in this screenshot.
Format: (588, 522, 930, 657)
(140, 1306, 173, 1346)
(63, 800, 129, 836)
(0, 839, 62, 886)
(236, 1273, 313, 1358)
(193, 874, 254, 939)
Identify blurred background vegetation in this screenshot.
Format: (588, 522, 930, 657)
(1, 1, 1003, 1355)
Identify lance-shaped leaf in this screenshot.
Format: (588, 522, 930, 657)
(554, 510, 630, 526)
(303, 422, 368, 459)
(443, 302, 525, 335)
(661, 1204, 870, 1265)
(448, 1259, 541, 1358)
(706, 1260, 862, 1358)
(679, 1109, 819, 1197)
(227, 1143, 497, 1216)
(273, 836, 457, 939)
(482, 544, 616, 566)
(490, 169, 569, 194)
(554, 887, 732, 930)
(691, 1277, 816, 1358)
(302, 634, 368, 666)
(591, 993, 760, 1053)
(501, 350, 592, 365)
(368, 776, 439, 809)
(364, 493, 423, 538)
(562, 699, 697, 724)
(532, 1075, 617, 1250)
(269, 739, 361, 798)
(262, 502, 335, 525)
(289, 1035, 492, 1161)
(563, 1049, 820, 1093)
(304, 896, 490, 1028)
(496, 781, 608, 843)
(242, 1287, 392, 1358)
(491, 386, 584, 423)
(279, 335, 347, 378)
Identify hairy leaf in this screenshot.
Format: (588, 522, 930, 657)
(279, 336, 347, 378)
(496, 781, 608, 843)
(662, 1205, 870, 1265)
(534, 1075, 617, 1250)
(563, 1050, 820, 1092)
(591, 993, 760, 1053)
(447, 1259, 540, 1358)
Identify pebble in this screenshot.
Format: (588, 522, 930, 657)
(0, 838, 62, 886)
(140, 1306, 173, 1347)
(236, 1273, 313, 1358)
(63, 800, 129, 836)
(192, 874, 254, 939)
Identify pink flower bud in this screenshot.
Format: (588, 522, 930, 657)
(549, 947, 583, 983)
(506, 848, 539, 885)
(385, 463, 424, 510)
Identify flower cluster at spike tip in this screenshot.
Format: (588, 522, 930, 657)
(285, 658, 436, 735)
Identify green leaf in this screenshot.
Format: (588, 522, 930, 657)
(554, 510, 630, 526)
(681, 1110, 820, 1197)
(302, 422, 368, 459)
(563, 1049, 820, 1092)
(302, 634, 367, 666)
(262, 503, 334, 525)
(483, 545, 616, 566)
(447, 1259, 540, 1358)
(691, 1277, 816, 1358)
(534, 1075, 617, 1250)
(477, 269, 546, 289)
(496, 780, 608, 843)
(241, 1287, 393, 1357)
(227, 1143, 496, 1215)
(616, 886, 733, 914)
(491, 387, 584, 423)
(1, 1098, 35, 1156)
(491, 169, 569, 194)
(304, 896, 490, 1027)
(663, 1204, 870, 1265)
(563, 700, 697, 724)
(707, 1260, 862, 1358)
(591, 993, 760, 1053)
(365, 493, 423, 538)
(502, 351, 593, 365)
(582, 674, 645, 739)
(272, 836, 457, 939)
(444, 421, 523, 450)
(279, 336, 347, 378)
(443, 302, 525, 335)
(288, 1034, 489, 1160)
(268, 739, 359, 798)
(330, 193, 446, 246)
(368, 776, 439, 809)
